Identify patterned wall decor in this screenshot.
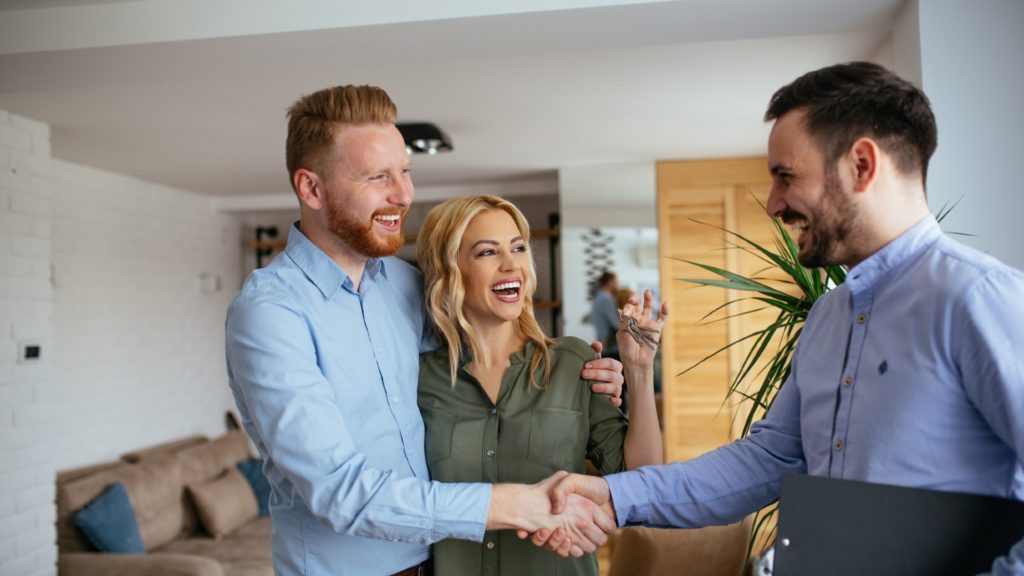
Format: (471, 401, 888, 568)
(561, 226, 659, 343)
(580, 228, 616, 300)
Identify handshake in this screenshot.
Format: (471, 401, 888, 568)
(489, 471, 617, 558)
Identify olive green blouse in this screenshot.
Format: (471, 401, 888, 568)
(418, 336, 629, 576)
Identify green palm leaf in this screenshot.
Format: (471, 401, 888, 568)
(676, 219, 842, 436)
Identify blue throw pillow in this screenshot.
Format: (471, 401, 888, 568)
(236, 459, 271, 517)
(73, 482, 145, 553)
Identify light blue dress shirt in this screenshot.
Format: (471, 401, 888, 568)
(225, 224, 491, 575)
(606, 216, 1024, 575)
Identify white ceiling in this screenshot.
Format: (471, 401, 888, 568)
(0, 0, 904, 205)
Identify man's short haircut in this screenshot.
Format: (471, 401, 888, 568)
(598, 270, 617, 287)
(764, 62, 938, 187)
(285, 85, 398, 190)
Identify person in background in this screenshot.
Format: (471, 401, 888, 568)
(416, 195, 666, 575)
(533, 62, 1024, 575)
(225, 84, 624, 575)
(590, 270, 621, 358)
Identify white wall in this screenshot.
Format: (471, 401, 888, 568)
(558, 163, 659, 338)
(0, 111, 57, 576)
(916, 0, 1024, 270)
(559, 163, 657, 228)
(50, 160, 242, 469)
(0, 108, 242, 576)
(888, 0, 922, 87)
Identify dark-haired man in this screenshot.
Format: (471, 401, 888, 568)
(225, 85, 622, 575)
(539, 62, 1024, 574)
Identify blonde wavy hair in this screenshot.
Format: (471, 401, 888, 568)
(417, 195, 553, 389)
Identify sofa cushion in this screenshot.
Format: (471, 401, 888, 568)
(60, 551, 226, 576)
(72, 482, 145, 553)
(57, 461, 133, 553)
(121, 435, 209, 463)
(235, 459, 270, 517)
(159, 518, 273, 576)
(175, 431, 255, 536)
(59, 453, 184, 552)
(188, 468, 258, 539)
(177, 430, 253, 487)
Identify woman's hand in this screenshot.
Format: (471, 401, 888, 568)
(614, 289, 667, 370)
(614, 289, 667, 468)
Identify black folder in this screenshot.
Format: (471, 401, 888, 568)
(774, 474, 1024, 576)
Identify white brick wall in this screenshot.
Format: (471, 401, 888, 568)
(50, 159, 242, 470)
(0, 108, 243, 575)
(0, 112, 56, 576)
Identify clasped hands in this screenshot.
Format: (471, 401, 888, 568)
(513, 471, 617, 558)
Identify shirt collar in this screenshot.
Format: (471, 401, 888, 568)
(455, 339, 534, 370)
(844, 215, 941, 294)
(283, 222, 388, 299)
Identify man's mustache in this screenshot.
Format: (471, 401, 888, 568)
(778, 209, 806, 224)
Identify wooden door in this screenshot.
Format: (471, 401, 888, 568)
(657, 157, 782, 462)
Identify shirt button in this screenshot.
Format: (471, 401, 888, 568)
(489, 408, 498, 415)
(486, 449, 495, 458)
(856, 313, 868, 324)
(834, 439, 843, 452)
(486, 541, 495, 550)
(842, 376, 853, 388)
(391, 396, 400, 404)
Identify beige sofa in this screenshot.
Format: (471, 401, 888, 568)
(605, 519, 752, 576)
(56, 429, 272, 576)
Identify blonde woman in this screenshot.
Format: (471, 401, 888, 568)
(416, 195, 666, 576)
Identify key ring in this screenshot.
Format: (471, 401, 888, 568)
(618, 311, 661, 350)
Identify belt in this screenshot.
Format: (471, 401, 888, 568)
(392, 559, 430, 576)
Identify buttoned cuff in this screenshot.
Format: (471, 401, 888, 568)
(433, 482, 492, 542)
(606, 470, 651, 527)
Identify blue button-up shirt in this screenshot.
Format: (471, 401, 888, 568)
(607, 216, 1024, 575)
(225, 224, 491, 575)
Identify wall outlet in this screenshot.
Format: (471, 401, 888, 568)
(18, 342, 42, 364)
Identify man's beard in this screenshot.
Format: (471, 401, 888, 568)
(793, 168, 856, 269)
(326, 203, 406, 258)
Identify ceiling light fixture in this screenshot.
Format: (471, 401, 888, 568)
(397, 122, 453, 155)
